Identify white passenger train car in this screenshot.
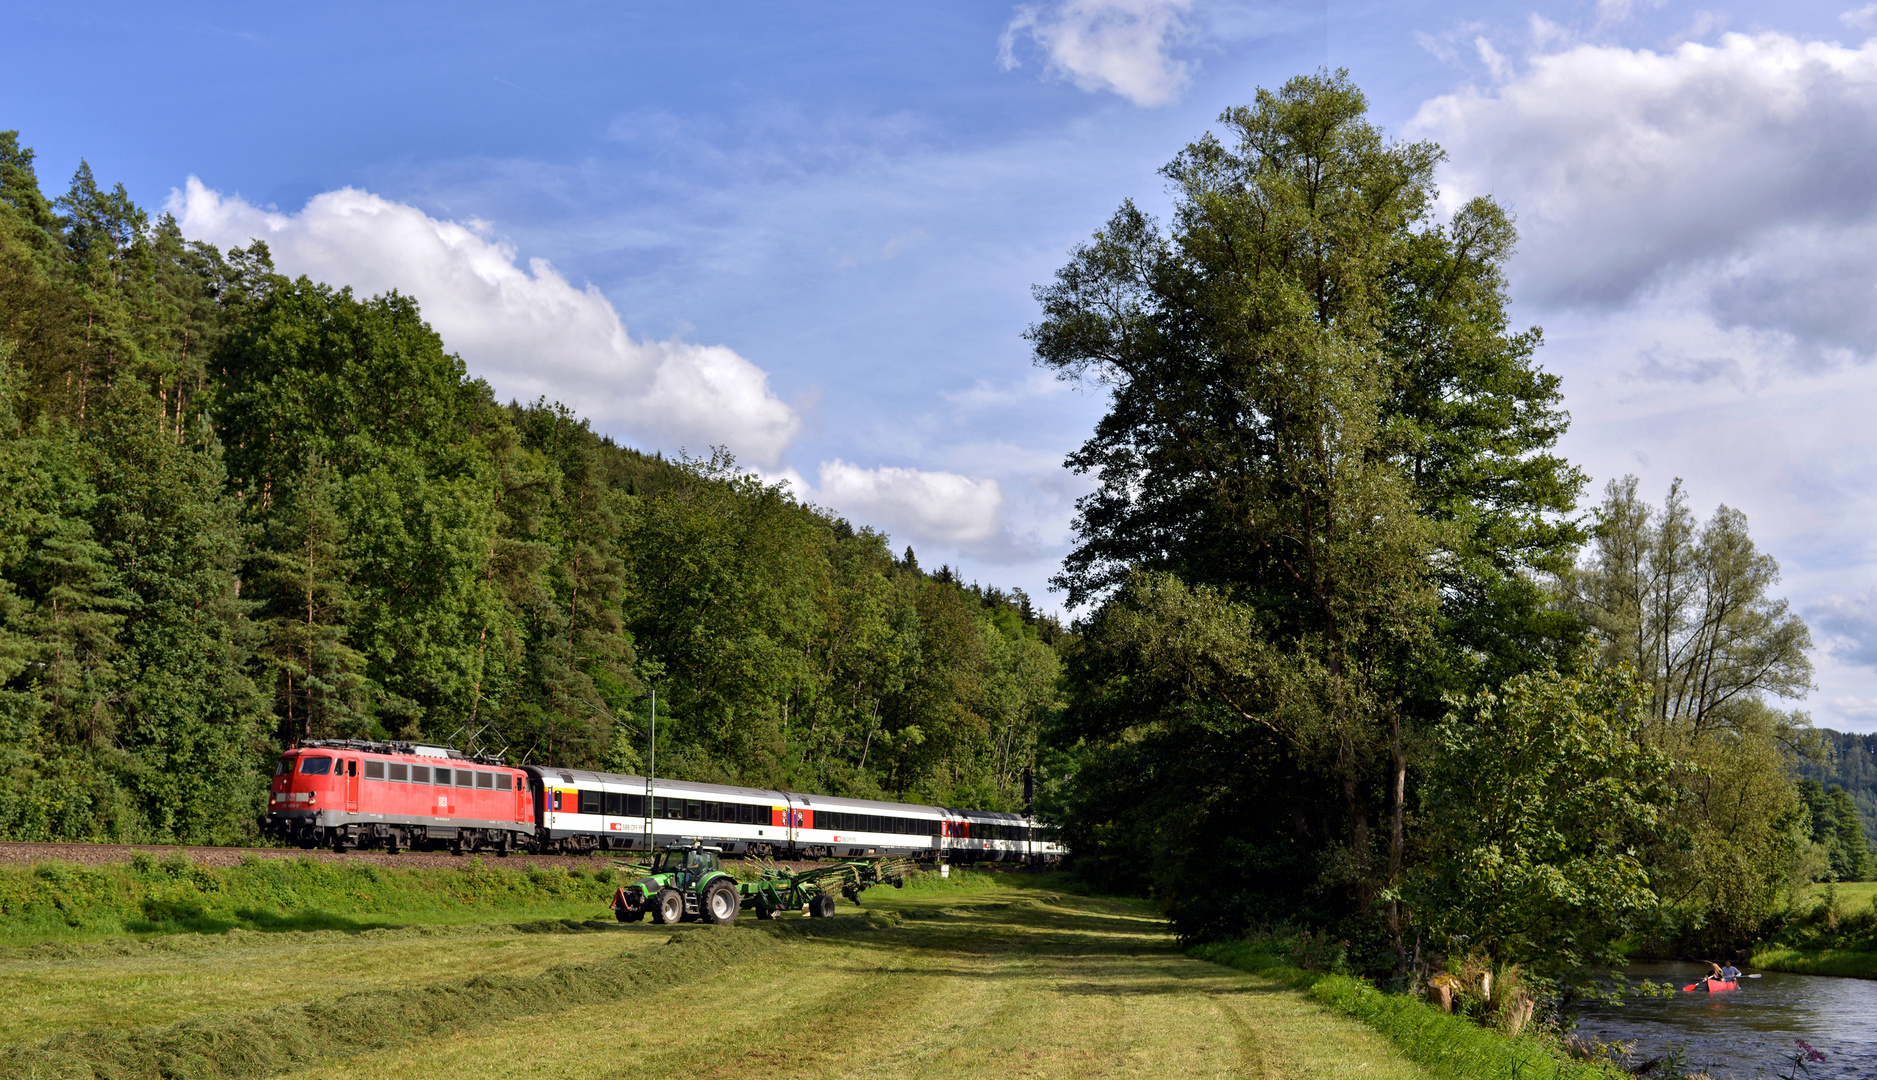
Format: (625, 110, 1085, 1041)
(521, 766, 1063, 864)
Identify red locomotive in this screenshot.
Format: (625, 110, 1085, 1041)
(266, 739, 531, 854)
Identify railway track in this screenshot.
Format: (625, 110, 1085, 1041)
(0, 841, 866, 873)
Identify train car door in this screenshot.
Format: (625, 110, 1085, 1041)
(344, 759, 360, 813)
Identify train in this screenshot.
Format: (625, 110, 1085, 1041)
(262, 738, 1063, 865)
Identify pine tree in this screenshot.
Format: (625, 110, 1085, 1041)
(254, 460, 371, 743)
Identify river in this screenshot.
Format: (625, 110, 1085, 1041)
(1574, 962, 1877, 1078)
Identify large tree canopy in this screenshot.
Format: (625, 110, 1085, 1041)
(1033, 72, 1588, 957)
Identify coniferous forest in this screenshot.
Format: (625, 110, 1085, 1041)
(0, 131, 1063, 847)
(4, 70, 1875, 992)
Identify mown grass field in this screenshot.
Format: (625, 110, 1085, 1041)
(0, 865, 1435, 1080)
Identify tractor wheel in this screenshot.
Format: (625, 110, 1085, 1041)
(809, 893, 836, 919)
(702, 881, 740, 925)
(650, 887, 685, 925)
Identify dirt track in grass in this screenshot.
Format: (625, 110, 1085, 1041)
(293, 887, 1430, 1080)
(2, 876, 1429, 1080)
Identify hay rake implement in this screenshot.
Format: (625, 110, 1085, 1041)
(740, 856, 915, 919)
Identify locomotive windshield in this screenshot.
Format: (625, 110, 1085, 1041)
(298, 756, 332, 775)
(273, 758, 294, 776)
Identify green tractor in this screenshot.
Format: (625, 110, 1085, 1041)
(611, 843, 742, 925)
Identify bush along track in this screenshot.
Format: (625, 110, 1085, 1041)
(0, 913, 902, 1080)
(1189, 940, 1625, 1080)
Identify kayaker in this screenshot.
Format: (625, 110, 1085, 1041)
(1705, 962, 1724, 982)
(1720, 963, 1741, 982)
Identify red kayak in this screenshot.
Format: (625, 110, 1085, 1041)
(1681, 978, 1738, 992)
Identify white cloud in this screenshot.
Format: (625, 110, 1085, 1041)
(1845, 5, 1877, 32)
(168, 178, 801, 464)
(1812, 588, 1877, 671)
(999, 0, 1194, 107)
(1412, 32, 1877, 365)
(813, 459, 1010, 552)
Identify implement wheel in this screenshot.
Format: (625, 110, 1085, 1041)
(651, 887, 685, 925)
(702, 881, 740, 925)
(808, 894, 836, 919)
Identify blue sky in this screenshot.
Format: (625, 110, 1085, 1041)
(8, 1, 1877, 727)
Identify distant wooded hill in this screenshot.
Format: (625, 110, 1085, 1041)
(1796, 729, 1877, 848)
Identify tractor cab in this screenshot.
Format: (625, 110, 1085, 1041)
(650, 843, 722, 881)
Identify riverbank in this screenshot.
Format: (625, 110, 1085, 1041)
(1750, 882, 1877, 979)
(1190, 938, 1624, 1080)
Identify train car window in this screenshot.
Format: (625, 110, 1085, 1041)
(365, 761, 385, 780)
(685, 800, 702, 820)
(432, 768, 450, 785)
(704, 802, 719, 822)
(577, 790, 600, 814)
(737, 804, 752, 824)
(457, 770, 474, 788)
(604, 792, 623, 815)
(496, 774, 512, 791)
(476, 771, 493, 789)
(299, 756, 332, 775)
(390, 763, 408, 782)
(347, 760, 357, 776)
(627, 794, 644, 816)
(411, 766, 430, 783)
(274, 758, 294, 776)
